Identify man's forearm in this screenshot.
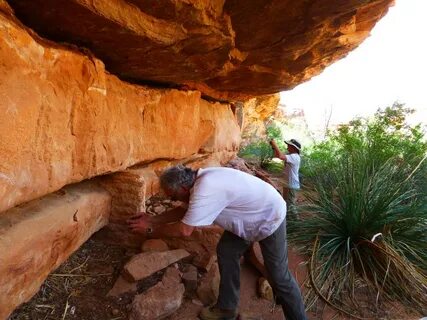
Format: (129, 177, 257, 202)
(144, 207, 193, 238)
(150, 206, 187, 224)
(270, 142, 282, 159)
(148, 222, 186, 238)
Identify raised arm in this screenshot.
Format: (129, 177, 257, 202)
(270, 140, 287, 161)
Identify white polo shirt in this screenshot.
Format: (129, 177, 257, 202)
(181, 167, 286, 241)
(284, 153, 301, 189)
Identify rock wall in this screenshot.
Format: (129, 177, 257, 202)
(0, 0, 397, 316)
(0, 10, 241, 214)
(5, 0, 394, 100)
(0, 182, 111, 320)
(241, 94, 280, 145)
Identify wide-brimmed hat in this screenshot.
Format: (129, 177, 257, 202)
(284, 139, 301, 151)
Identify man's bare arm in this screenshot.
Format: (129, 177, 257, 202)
(128, 206, 194, 238)
(149, 221, 194, 238)
(149, 206, 187, 224)
(270, 140, 287, 161)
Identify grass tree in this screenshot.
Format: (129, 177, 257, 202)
(291, 103, 427, 317)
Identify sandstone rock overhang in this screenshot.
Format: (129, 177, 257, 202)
(6, 0, 394, 100)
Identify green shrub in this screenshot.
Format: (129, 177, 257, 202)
(238, 123, 285, 169)
(290, 151, 427, 316)
(290, 103, 427, 317)
(238, 140, 273, 167)
(303, 103, 427, 180)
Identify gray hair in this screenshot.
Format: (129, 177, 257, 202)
(160, 165, 196, 192)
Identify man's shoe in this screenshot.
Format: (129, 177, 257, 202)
(199, 306, 238, 320)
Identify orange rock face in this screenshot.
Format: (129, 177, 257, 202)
(0, 182, 111, 320)
(5, 0, 394, 100)
(241, 94, 280, 145)
(0, 11, 241, 213)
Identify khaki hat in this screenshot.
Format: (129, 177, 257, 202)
(284, 139, 301, 151)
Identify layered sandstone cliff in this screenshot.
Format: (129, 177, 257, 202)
(0, 7, 240, 317)
(0, 0, 395, 317)
(6, 0, 394, 100)
(241, 94, 280, 145)
(0, 7, 240, 214)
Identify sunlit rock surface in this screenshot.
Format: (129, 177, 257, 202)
(6, 0, 394, 100)
(0, 9, 240, 213)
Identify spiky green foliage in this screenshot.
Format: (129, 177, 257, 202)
(291, 103, 427, 317)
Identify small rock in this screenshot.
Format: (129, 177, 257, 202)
(153, 205, 166, 214)
(197, 263, 220, 306)
(141, 239, 169, 253)
(258, 277, 274, 302)
(182, 265, 198, 295)
(111, 308, 120, 316)
(162, 266, 182, 285)
(193, 253, 216, 272)
(171, 200, 183, 207)
(107, 275, 138, 297)
(162, 199, 171, 204)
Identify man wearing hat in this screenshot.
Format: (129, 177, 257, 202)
(270, 139, 301, 218)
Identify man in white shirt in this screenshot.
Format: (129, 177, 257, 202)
(270, 139, 301, 218)
(128, 165, 307, 320)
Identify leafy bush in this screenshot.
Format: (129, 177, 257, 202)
(238, 124, 285, 169)
(290, 103, 427, 316)
(238, 140, 273, 167)
(303, 103, 427, 181)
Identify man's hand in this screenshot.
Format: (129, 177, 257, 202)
(269, 139, 280, 158)
(269, 139, 277, 148)
(127, 213, 152, 234)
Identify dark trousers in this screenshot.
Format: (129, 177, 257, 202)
(216, 221, 307, 320)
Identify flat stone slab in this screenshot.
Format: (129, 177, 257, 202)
(123, 249, 190, 282)
(0, 181, 111, 319)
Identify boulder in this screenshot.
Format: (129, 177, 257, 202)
(0, 182, 111, 320)
(107, 275, 138, 298)
(123, 249, 190, 282)
(141, 239, 169, 253)
(197, 263, 220, 306)
(130, 267, 185, 320)
(164, 226, 223, 257)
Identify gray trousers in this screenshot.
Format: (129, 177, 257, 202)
(216, 221, 307, 320)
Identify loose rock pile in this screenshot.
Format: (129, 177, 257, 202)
(108, 159, 275, 319)
(108, 236, 220, 320)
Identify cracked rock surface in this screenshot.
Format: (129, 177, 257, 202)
(6, 0, 393, 100)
